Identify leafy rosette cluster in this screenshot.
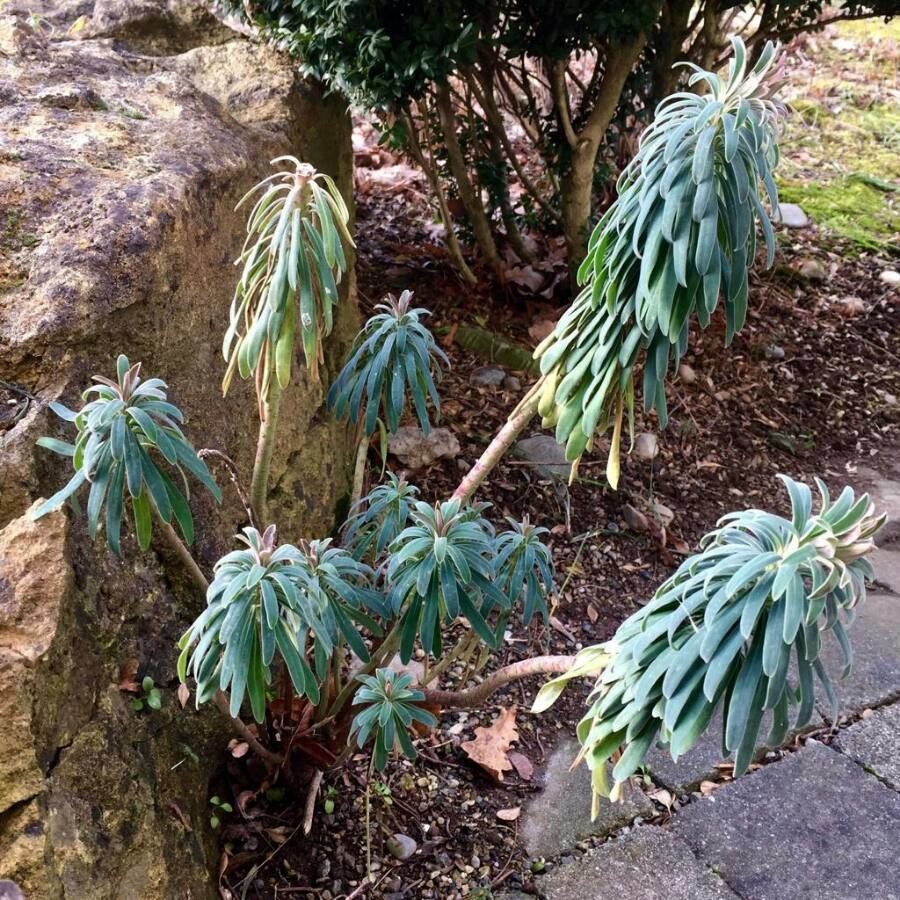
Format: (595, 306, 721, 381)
(327, 290, 448, 435)
(32, 354, 220, 554)
(223, 156, 354, 390)
(350, 669, 438, 770)
(178, 526, 379, 721)
(342, 472, 420, 560)
(386, 499, 553, 660)
(535, 476, 884, 814)
(533, 38, 786, 483)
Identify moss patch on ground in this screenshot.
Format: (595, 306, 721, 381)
(778, 19, 899, 253)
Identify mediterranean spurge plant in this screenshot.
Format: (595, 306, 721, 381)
(30, 41, 887, 828)
(534, 478, 885, 815)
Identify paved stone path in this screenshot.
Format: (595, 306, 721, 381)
(502, 465, 900, 900)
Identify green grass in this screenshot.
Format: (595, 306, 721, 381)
(777, 20, 900, 253)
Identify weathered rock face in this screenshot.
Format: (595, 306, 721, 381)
(0, 3, 356, 896)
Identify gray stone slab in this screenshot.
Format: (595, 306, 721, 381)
(870, 546, 900, 594)
(647, 705, 823, 793)
(520, 739, 653, 859)
(817, 592, 900, 719)
(674, 742, 900, 900)
(531, 826, 738, 900)
(834, 702, 900, 790)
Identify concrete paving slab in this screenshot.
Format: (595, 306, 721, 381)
(817, 592, 900, 719)
(674, 742, 900, 900)
(525, 826, 738, 900)
(647, 705, 823, 793)
(520, 739, 653, 859)
(834, 702, 900, 790)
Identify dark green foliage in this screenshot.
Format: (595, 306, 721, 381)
(32, 354, 221, 554)
(342, 472, 420, 561)
(535, 475, 885, 808)
(494, 518, 554, 626)
(534, 39, 784, 482)
(385, 499, 553, 661)
(178, 526, 379, 721)
(327, 290, 447, 435)
(350, 668, 438, 769)
(387, 499, 505, 660)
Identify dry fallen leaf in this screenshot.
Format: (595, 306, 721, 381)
(118, 658, 140, 694)
(586, 603, 599, 623)
(461, 706, 519, 782)
(648, 787, 673, 809)
(496, 806, 521, 821)
(528, 319, 555, 343)
(699, 780, 719, 796)
(508, 750, 534, 781)
(177, 682, 190, 709)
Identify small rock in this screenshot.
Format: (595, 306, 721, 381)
(514, 434, 571, 480)
(777, 203, 809, 228)
(0, 882, 24, 900)
(765, 344, 785, 360)
(388, 426, 460, 469)
(879, 270, 900, 288)
(678, 363, 697, 384)
(633, 432, 658, 461)
(456, 458, 471, 472)
(503, 374, 523, 392)
(796, 257, 827, 281)
(648, 500, 674, 527)
(470, 365, 506, 387)
(387, 833, 418, 861)
(622, 504, 648, 532)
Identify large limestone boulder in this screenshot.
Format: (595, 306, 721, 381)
(0, 3, 356, 896)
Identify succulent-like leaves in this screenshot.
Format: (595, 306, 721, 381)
(178, 526, 379, 722)
(223, 156, 354, 393)
(32, 354, 221, 555)
(532, 38, 785, 485)
(327, 290, 448, 435)
(342, 472, 420, 560)
(350, 668, 437, 770)
(533, 476, 884, 814)
(494, 517, 554, 625)
(387, 499, 509, 660)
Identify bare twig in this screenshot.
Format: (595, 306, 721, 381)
(198, 447, 256, 528)
(302, 769, 324, 835)
(156, 518, 209, 595)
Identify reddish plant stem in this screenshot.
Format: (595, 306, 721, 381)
(451, 392, 540, 504)
(420, 655, 575, 709)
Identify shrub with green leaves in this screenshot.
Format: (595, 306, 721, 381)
(350, 668, 438, 770)
(385, 498, 553, 661)
(533, 39, 785, 484)
(177, 525, 378, 721)
(32, 354, 221, 554)
(223, 156, 353, 392)
(327, 290, 447, 435)
(494, 518, 554, 626)
(342, 472, 420, 561)
(387, 499, 506, 659)
(534, 475, 884, 814)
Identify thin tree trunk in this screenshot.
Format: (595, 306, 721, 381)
(433, 81, 503, 272)
(403, 108, 477, 284)
(557, 35, 649, 273)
